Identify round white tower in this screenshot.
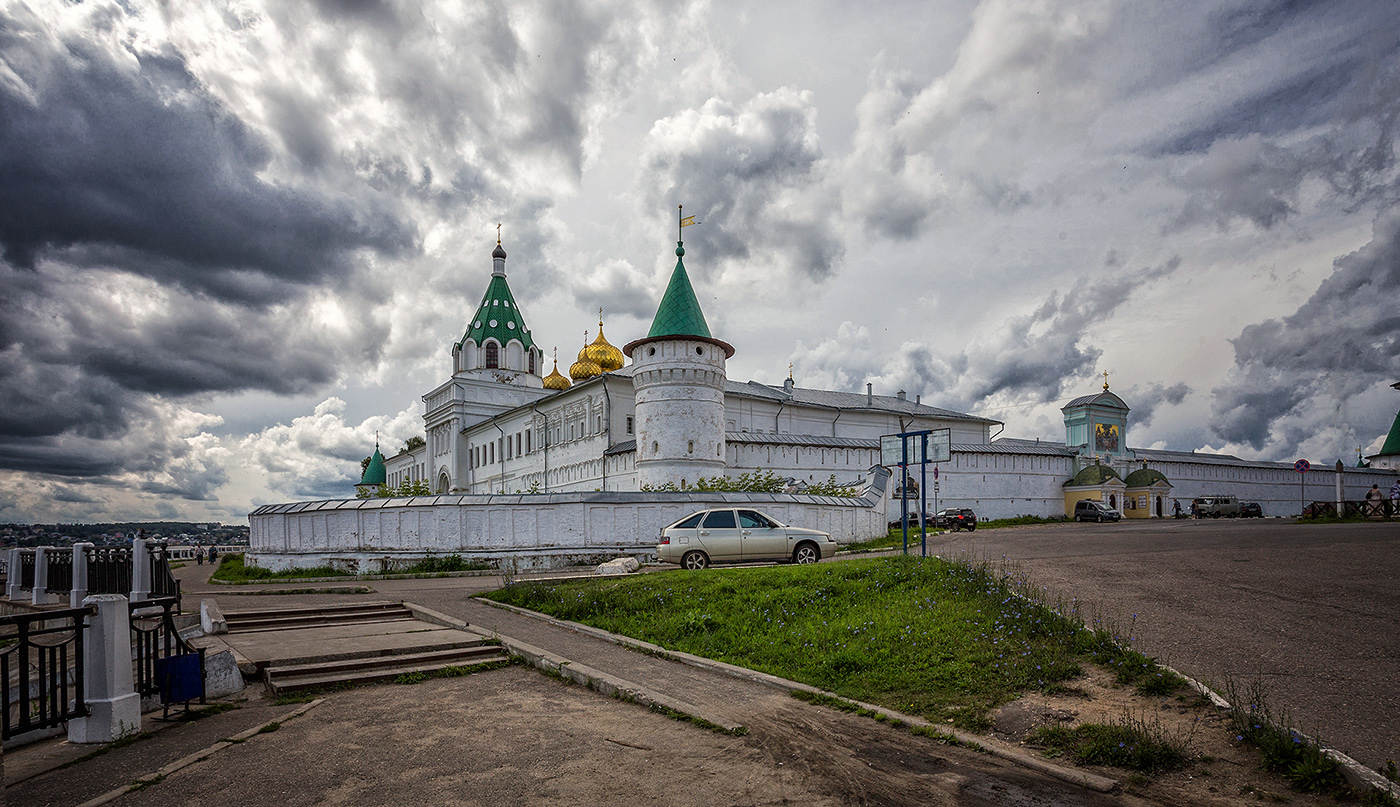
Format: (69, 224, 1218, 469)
(624, 240, 734, 489)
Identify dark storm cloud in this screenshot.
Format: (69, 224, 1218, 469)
(1211, 209, 1400, 450)
(0, 9, 414, 302)
(1164, 3, 1400, 231)
(644, 91, 842, 283)
(1121, 382, 1190, 430)
(819, 259, 1183, 414)
(954, 258, 1181, 405)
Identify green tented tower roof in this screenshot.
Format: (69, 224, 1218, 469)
(646, 243, 711, 339)
(459, 275, 536, 352)
(1377, 410, 1400, 457)
(360, 447, 386, 486)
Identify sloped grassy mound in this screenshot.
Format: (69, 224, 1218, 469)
(487, 556, 1147, 729)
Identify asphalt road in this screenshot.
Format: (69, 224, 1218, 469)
(927, 518, 1399, 772)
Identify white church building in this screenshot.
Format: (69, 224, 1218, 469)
(247, 234, 1398, 571)
(379, 236, 1399, 521)
(384, 237, 997, 502)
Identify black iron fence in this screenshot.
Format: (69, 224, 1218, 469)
(1305, 500, 1398, 519)
(129, 597, 205, 714)
(19, 550, 36, 589)
(85, 546, 133, 596)
(45, 550, 74, 595)
(149, 543, 181, 604)
(1, 606, 92, 740)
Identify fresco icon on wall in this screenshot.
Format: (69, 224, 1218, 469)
(1095, 423, 1120, 452)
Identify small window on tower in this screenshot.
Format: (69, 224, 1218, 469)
(626, 416, 633, 435)
(528, 352, 536, 374)
(484, 343, 499, 369)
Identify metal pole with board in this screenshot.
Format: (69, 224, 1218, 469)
(881, 429, 952, 557)
(1294, 459, 1310, 515)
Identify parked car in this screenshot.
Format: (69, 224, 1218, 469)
(657, 508, 838, 570)
(934, 508, 978, 531)
(1074, 500, 1122, 523)
(1192, 495, 1241, 518)
(1239, 502, 1263, 518)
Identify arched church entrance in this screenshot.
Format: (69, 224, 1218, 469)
(437, 471, 451, 494)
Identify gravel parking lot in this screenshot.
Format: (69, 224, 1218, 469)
(931, 518, 1400, 772)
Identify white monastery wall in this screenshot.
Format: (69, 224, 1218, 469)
(1142, 460, 1396, 516)
(248, 487, 889, 572)
(921, 451, 1077, 520)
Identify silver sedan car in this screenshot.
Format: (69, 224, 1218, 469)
(656, 508, 838, 570)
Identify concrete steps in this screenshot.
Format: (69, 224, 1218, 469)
(223, 601, 415, 634)
(263, 642, 509, 695)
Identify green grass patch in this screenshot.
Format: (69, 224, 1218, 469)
(1025, 713, 1192, 774)
(211, 554, 350, 582)
(977, 515, 1070, 529)
(485, 555, 1163, 731)
(211, 552, 492, 583)
(1226, 678, 1345, 793)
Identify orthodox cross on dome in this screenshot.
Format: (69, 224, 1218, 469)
(496, 223, 502, 245)
(789, 362, 794, 381)
(1102, 370, 1110, 391)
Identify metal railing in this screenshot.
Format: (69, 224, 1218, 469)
(148, 543, 181, 605)
(85, 546, 133, 596)
(1, 606, 92, 740)
(1306, 500, 1398, 519)
(129, 597, 205, 714)
(19, 550, 36, 589)
(45, 550, 74, 595)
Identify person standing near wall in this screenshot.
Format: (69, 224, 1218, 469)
(1390, 479, 1400, 515)
(1365, 484, 1384, 516)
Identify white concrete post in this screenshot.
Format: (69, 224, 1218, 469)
(5, 547, 21, 600)
(130, 538, 151, 603)
(71, 542, 93, 609)
(31, 547, 59, 606)
(1335, 460, 1345, 516)
(68, 594, 141, 743)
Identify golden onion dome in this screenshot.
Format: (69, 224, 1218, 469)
(569, 331, 602, 381)
(586, 320, 625, 372)
(542, 349, 571, 390)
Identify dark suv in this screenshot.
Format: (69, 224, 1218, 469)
(1074, 500, 1122, 523)
(1239, 502, 1263, 518)
(935, 508, 977, 531)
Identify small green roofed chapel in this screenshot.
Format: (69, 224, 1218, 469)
(647, 242, 711, 340)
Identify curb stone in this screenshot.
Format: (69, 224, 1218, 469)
(488, 632, 745, 734)
(1164, 669, 1398, 799)
(475, 597, 1118, 793)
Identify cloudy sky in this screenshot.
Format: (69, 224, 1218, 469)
(2, 0, 1398, 525)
